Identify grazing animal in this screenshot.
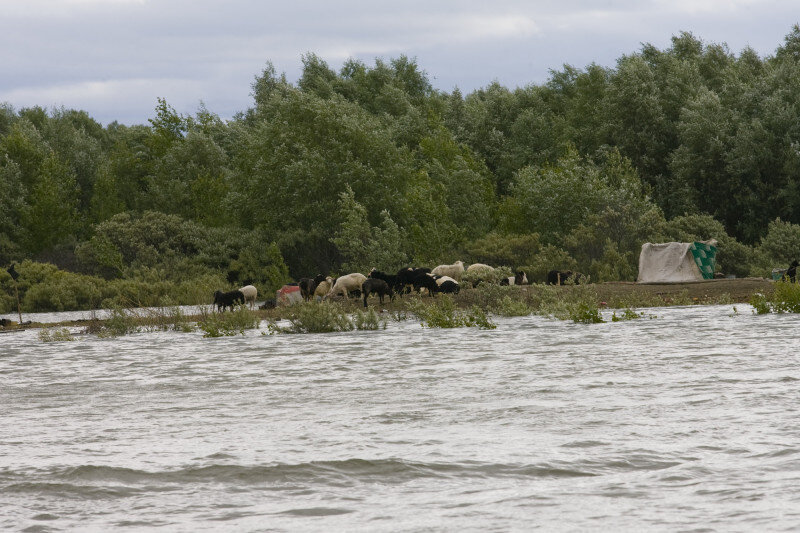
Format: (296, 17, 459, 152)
(239, 285, 258, 309)
(465, 263, 497, 286)
(369, 269, 403, 294)
(500, 271, 529, 286)
(299, 274, 326, 301)
(431, 260, 465, 282)
(437, 279, 460, 294)
(784, 260, 799, 283)
(362, 278, 394, 307)
(412, 272, 439, 295)
(325, 273, 368, 300)
(396, 267, 431, 295)
(213, 289, 245, 312)
(259, 298, 277, 309)
(547, 270, 583, 285)
(314, 276, 334, 301)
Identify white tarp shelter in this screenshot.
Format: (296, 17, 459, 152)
(637, 240, 718, 283)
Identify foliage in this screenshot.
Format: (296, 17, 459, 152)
(611, 308, 647, 321)
(197, 306, 259, 337)
(271, 301, 356, 334)
(7, 29, 800, 311)
(330, 186, 409, 273)
(750, 282, 800, 314)
(407, 295, 496, 329)
(38, 327, 75, 342)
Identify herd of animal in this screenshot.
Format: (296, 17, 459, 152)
(212, 261, 586, 311)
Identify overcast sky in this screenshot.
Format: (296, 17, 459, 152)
(1, 0, 798, 126)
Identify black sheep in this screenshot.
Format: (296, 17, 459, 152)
(784, 260, 799, 283)
(369, 269, 403, 294)
(299, 274, 326, 301)
(213, 289, 245, 311)
(438, 280, 460, 294)
(546, 270, 583, 285)
(362, 278, 394, 307)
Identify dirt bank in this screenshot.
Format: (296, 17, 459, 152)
(589, 277, 774, 306)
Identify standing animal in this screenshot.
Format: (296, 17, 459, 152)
(784, 260, 799, 283)
(213, 289, 245, 312)
(500, 271, 529, 286)
(396, 267, 431, 295)
(299, 274, 326, 301)
(362, 278, 394, 307)
(431, 260, 465, 282)
(239, 285, 258, 308)
(465, 263, 497, 286)
(547, 270, 583, 285)
(314, 276, 334, 301)
(325, 273, 368, 300)
(434, 275, 461, 294)
(369, 269, 403, 293)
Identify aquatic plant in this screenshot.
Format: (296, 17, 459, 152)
(568, 302, 605, 324)
(611, 308, 646, 321)
(750, 282, 800, 314)
(408, 296, 496, 329)
(198, 306, 259, 337)
(271, 302, 355, 334)
(352, 308, 387, 330)
(38, 327, 75, 342)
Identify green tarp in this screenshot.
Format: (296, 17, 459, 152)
(689, 241, 717, 280)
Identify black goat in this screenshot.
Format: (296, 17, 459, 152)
(213, 289, 245, 311)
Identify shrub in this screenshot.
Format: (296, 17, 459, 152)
(407, 295, 496, 329)
(750, 282, 800, 314)
(198, 306, 260, 337)
(38, 327, 75, 342)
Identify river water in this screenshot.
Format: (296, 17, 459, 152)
(1, 305, 800, 531)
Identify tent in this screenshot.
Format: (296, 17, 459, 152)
(637, 240, 718, 283)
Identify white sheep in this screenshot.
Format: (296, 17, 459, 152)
(431, 260, 465, 281)
(238, 285, 258, 309)
(314, 276, 334, 301)
(325, 273, 368, 300)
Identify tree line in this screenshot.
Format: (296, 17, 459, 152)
(3, 28, 800, 312)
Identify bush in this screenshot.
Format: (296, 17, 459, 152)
(38, 327, 75, 342)
(198, 306, 260, 337)
(750, 282, 800, 314)
(407, 295, 496, 329)
(272, 302, 355, 334)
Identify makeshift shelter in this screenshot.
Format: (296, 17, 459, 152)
(276, 284, 302, 306)
(637, 240, 717, 283)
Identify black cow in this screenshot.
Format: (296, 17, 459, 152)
(213, 289, 245, 311)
